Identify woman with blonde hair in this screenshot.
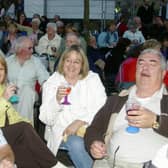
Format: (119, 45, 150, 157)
(40, 45, 107, 168)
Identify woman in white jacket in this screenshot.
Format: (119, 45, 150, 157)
(39, 45, 107, 168)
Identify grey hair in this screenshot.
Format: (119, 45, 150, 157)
(65, 32, 81, 45)
(46, 22, 57, 32)
(31, 18, 41, 25)
(56, 20, 64, 27)
(14, 36, 30, 52)
(127, 19, 137, 29)
(139, 49, 167, 70)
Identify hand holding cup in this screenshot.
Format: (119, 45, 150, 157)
(125, 99, 141, 133)
(3, 84, 17, 101)
(56, 83, 71, 105)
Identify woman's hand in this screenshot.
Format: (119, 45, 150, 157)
(63, 120, 86, 136)
(56, 86, 67, 103)
(0, 144, 15, 168)
(2, 85, 17, 101)
(0, 159, 14, 168)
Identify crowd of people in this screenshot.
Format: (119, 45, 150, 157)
(0, 0, 168, 168)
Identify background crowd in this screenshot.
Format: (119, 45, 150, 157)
(0, 0, 168, 168)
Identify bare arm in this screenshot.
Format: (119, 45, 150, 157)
(0, 144, 15, 163)
(0, 144, 15, 168)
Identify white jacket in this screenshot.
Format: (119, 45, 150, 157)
(123, 30, 145, 44)
(39, 71, 107, 155)
(36, 34, 62, 55)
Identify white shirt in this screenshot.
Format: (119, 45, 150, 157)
(36, 34, 62, 55)
(152, 144, 168, 168)
(123, 30, 145, 44)
(6, 54, 49, 87)
(0, 129, 7, 146)
(110, 85, 168, 163)
(6, 55, 49, 122)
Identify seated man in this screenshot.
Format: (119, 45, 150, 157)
(6, 36, 49, 124)
(85, 49, 168, 168)
(35, 22, 62, 57)
(1, 122, 67, 168)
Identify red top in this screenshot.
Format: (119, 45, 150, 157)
(116, 57, 137, 83)
(117, 23, 128, 37)
(164, 71, 168, 87)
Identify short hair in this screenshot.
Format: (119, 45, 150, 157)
(138, 49, 167, 70)
(31, 18, 41, 25)
(0, 55, 7, 83)
(65, 32, 80, 45)
(142, 39, 161, 50)
(127, 20, 137, 29)
(32, 13, 40, 19)
(106, 20, 116, 28)
(46, 22, 57, 32)
(14, 36, 31, 53)
(57, 45, 89, 79)
(56, 20, 64, 27)
(65, 23, 79, 35)
(133, 16, 141, 23)
(7, 22, 18, 30)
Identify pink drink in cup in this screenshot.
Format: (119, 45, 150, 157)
(61, 85, 71, 105)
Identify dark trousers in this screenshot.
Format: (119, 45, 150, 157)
(2, 122, 57, 168)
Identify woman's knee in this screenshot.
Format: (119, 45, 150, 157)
(66, 135, 85, 151)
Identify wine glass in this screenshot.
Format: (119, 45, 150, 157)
(125, 99, 140, 133)
(8, 80, 19, 104)
(61, 83, 71, 105)
(51, 46, 57, 53)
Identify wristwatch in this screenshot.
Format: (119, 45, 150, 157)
(152, 115, 160, 129)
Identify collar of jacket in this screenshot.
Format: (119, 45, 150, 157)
(118, 84, 168, 97)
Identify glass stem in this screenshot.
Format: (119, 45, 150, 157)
(64, 95, 68, 103)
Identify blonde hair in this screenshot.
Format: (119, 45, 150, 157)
(143, 39, 161, 50)
(57, 45, 89, 79)
(0, 55, 7, 83)
(7, 22, 18, 32)
(65, 23, 79, 36)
